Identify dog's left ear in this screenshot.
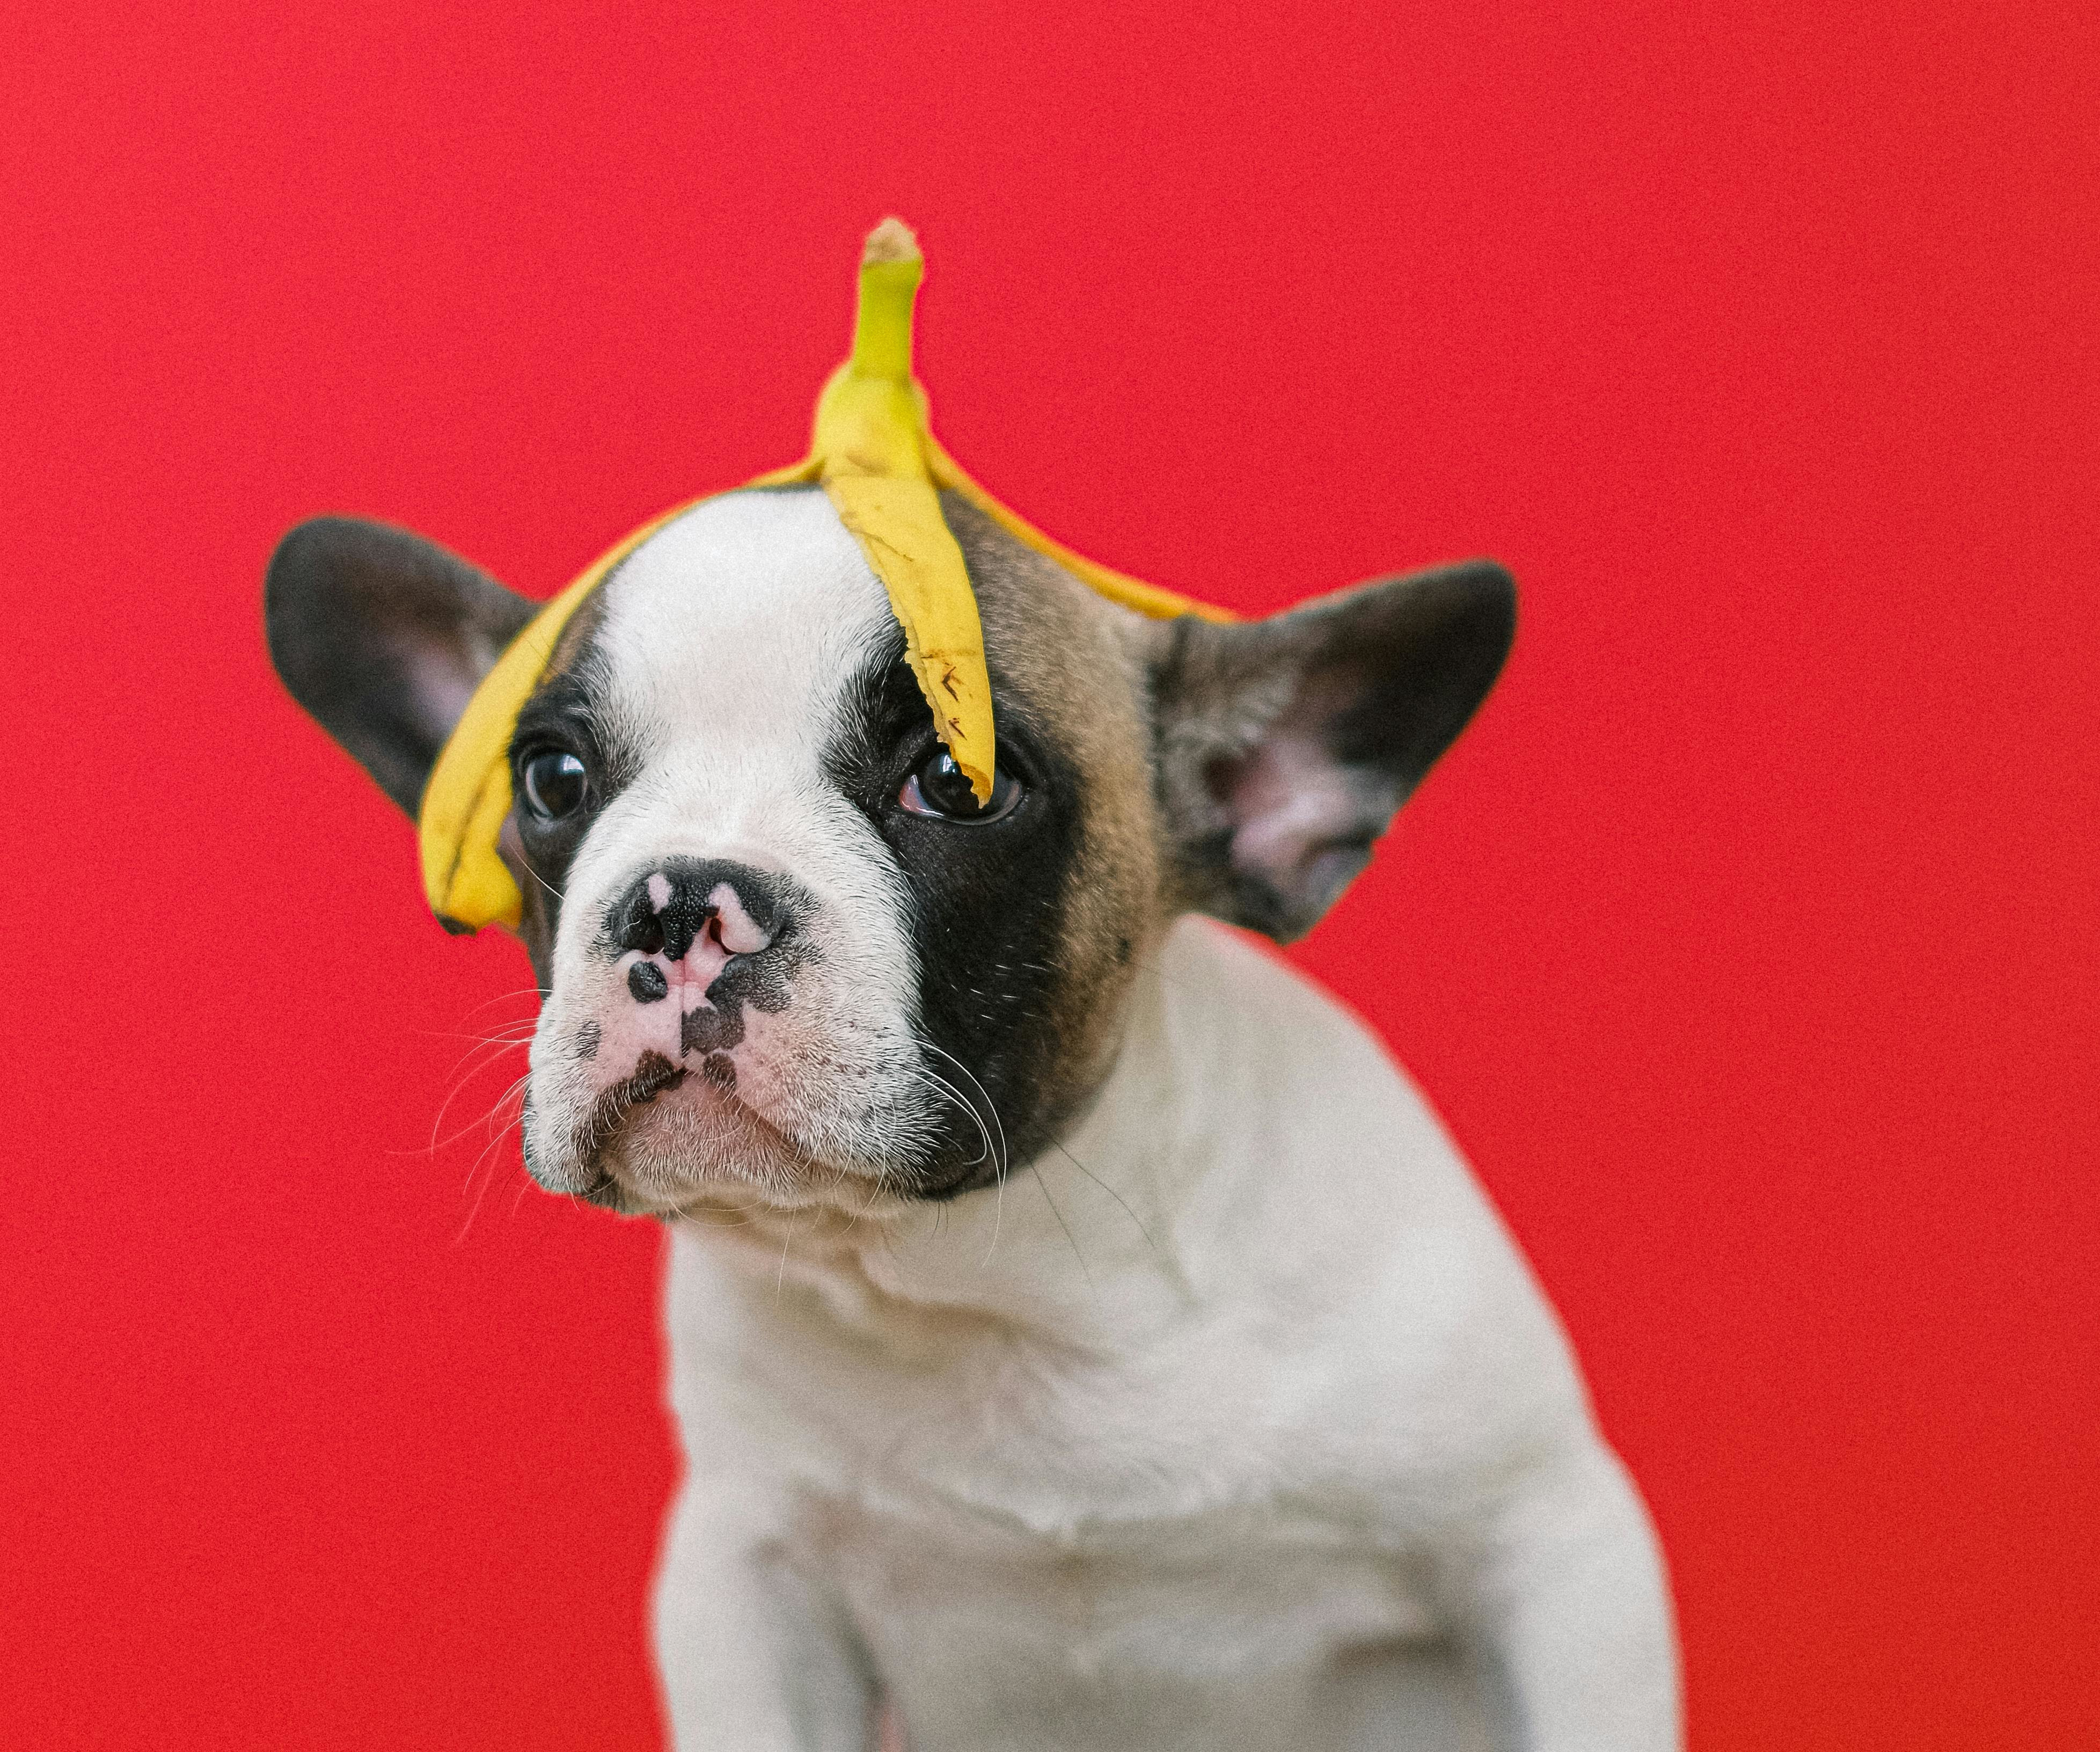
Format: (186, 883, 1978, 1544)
(1151, 560, 1516, 942)
(265, 516, 537, 817)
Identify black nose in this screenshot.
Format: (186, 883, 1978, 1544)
(603, 858, 788, 962)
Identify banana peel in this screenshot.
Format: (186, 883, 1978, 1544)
(418, 217, 1231, 933)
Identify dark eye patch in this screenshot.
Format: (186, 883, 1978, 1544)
(823, 632, 1086, 1198)
(830, 642, 1047, 813)
(510, 677, 609, 833)
(506, 635, 638, 987)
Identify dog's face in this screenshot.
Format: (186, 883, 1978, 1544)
(267, 490, 1511, 1216)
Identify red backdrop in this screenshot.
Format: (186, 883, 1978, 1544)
(4, 3, 2094, 1745)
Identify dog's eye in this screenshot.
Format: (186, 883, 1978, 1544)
(898, 749, 1022, 823)
(520, 750, 589, 821)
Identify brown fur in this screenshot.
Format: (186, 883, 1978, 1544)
(943, 495, 1170, 1142)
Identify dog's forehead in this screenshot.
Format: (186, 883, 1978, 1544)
(592, 488, 891, 751)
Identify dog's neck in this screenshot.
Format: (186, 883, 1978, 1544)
(668, 915, 1395, 1356)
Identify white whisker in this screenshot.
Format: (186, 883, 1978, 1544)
(1050, 1140, 1160, 1258)
(914, 1040, 1015, 1264)
(1029, 1158, 1092, 1288)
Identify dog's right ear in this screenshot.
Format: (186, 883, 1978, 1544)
(264, 517, 537, 817)
(1150, 560, 1516, 943)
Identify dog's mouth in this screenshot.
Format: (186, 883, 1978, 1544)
(588, 1049, 694, 1133)
(545, 1047, 839, 1217)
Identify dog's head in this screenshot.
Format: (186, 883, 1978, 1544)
(266, 488, 1511, 1215)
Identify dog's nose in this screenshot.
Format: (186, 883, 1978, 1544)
(606, 858, 785, 996)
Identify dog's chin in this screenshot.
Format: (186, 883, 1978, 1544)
(532, 1077, 896, 1218)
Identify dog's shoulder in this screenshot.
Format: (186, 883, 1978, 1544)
(1135, 917, 1591, 1428)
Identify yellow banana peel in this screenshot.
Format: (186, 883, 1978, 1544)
(418, 217, 1231, 933)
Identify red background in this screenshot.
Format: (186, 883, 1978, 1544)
(4, 3, 2094, 1745)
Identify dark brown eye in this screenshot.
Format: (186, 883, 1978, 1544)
(897, 748, 1022, 823)
(520, 750, 589, 820)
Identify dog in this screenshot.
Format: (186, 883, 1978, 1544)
(267, 487, 1679, 1749)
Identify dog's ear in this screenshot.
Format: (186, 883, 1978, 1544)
(1151, 560, 1516, 942)
(265, 516, 537, 817)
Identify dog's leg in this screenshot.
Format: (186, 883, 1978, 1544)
(653, 1479, 879, 1752)
(1444, 1439, 1681, 1752)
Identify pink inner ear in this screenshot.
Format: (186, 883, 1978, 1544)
(1221, 726, 1368, 889)
(404, 643, 482, 747)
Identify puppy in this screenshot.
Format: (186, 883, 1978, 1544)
(267, 488, 1679, 1750)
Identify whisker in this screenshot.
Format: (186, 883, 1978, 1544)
(454, 1070, 532, 1243)
(909, 1069, 993, 1170)
(1030, 1162, 1092, 1288)
(1051, 1140, 1160, 1258)
(916, 1040, 1015, 1260)
(452, 987, 553, 1018)
(522, 860, 567, 906)
(417, 1047, 533, 1157)
(427, 1026, 542, 1049)
(775, 1208, 799, 1298)
(921, 1041, 1008, 1182)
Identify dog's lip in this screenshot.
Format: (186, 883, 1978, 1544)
(576, 1171, 628, 1211)
(574, 1050, 811, 1204)
(583, 1049, 695, 1138)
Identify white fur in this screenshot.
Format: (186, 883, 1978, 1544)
(653, 921, 1678, 1750)
(505, 491, 1677, 1746)
(523, 494, 940, 1204)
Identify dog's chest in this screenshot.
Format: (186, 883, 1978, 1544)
(803, 1467, 1444, 1751)
(813, 1475, 1439, 1638)
(671, 1233, 1460, 1748)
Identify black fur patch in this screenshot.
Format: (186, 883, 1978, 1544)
(506, 592, 640, 986)
(679, 1003, 742, 1055)
(825, 632, 1086, 1199)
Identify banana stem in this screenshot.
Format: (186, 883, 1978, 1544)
(848, 218, 923, 381)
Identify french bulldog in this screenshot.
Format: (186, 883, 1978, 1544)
(266, 487, 1678, 1750)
